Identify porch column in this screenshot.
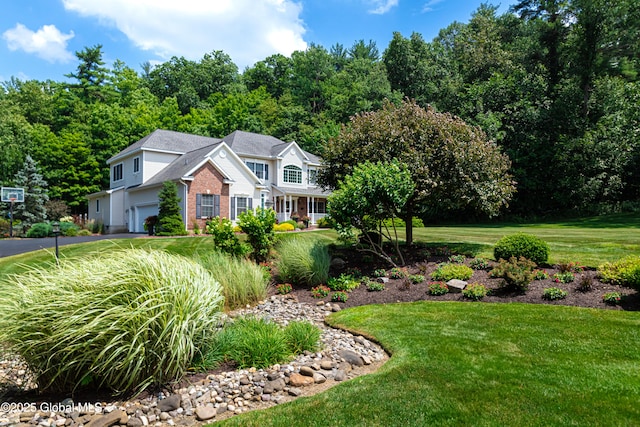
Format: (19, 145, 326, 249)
(311, 196, 315, 224)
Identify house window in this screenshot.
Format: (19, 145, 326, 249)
(196, 194, 220, 218)
(308, 169, 318, 185)
(231, 196, 253, 220)
(133, 157, 140, 174)
(96, 199, 100, 213)
(283, 165, 302, 184)
(246, 161, 269, 180)
(113, 163, 123, 182)
(312, 200, 326, 214)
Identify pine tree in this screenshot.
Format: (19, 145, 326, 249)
(13, 155, 49, 229)
(156, 181, 187, 236)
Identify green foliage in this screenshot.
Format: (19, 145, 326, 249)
(25, 222, 52, 238)
(469, 257, 490, 270)
(556, 261, 585, 273)
(275, 238, 330, 286)
(598, 255, 640, 289)
(462, 283, 488, 300)
(372, 268, 387, 278)
(389, 267, 408, 279)
(381, 217, 425, 228)
(533, 269, 550, 280)
(13, 155, 48, 228)
(331, 291, 349, 302)
(576, 274, 594, 292)
(602, 292, 622, 305)
(328, 159, 415, 265)
(542, 287, 568, 300)
(327, 274, 360, 292)
(491, 256, 537, 292)
(156, 181, 187, 236)
(238, 207, 276, 263)
(430, 263, 474, 281)
(493, 233, 550, 265)
(213, 317, 290, 370)
(195, 251, 268, 310)
(553, 271, 575, 284)
(365, 279, 385, 292)
(409, 274, 425, 284)
(448, 255, 466, 264)
(311, 285, 330, 298)
(316, 216, 335, 228)
(428, 281, 449, 295)
(276, 283, 293, 294)
(205, 217, 249, 257)
(60, 221, 79, 236)
(284, 321, 321, 355)
(0, 249, 224, 394)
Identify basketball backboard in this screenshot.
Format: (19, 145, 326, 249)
(1, 187, 25, 203)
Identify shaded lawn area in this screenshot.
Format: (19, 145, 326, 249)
(216, 302, 640, 426)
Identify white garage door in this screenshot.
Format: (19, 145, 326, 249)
(136, 205, 159, 233)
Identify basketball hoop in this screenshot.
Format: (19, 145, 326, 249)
(9, 197, 16, 203)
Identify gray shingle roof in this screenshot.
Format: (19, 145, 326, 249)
(133, 143, 223, 190)
(223, 130, 322, 164)
(108, 129, 222, 163)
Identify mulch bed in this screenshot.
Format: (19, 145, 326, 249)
(273, 245, 640, 311)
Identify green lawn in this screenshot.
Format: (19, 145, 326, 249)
(216, 302, 640, 426)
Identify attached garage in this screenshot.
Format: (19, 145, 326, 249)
(136, 204, 159, 233)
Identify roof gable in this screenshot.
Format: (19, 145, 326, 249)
(108, 129, 222, 163)
(222, 130, 321, 163)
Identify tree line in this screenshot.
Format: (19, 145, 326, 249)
(1, 0, 638, 221)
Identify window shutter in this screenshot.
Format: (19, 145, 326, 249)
(231, 197, 236, 220)
(196, 193, 202, 218)
(214, 195, 220, 217)
(249, 198, 253, 210)
(265, 164, 269, 180)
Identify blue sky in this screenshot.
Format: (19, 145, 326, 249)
(1, 0, 515, 83)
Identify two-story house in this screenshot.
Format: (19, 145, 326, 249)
(87, 129, 330, 233)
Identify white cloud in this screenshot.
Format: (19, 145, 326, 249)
(61, 0, 307, 69)
(2, 23, 75, 63)
(367, 0, 399, 15)
(422, 0, 444, 13)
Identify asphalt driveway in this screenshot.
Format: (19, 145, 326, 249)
(0, 234, 142, 258)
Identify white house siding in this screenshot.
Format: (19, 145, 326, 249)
(142, 151, 180, 183)
(109, 187, 126, 233)
(210, 147, 262, 218)
(128, 187, 163, 233)
(277, 146, 307, 188)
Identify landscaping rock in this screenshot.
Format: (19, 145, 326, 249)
(299, 366, 315, 377)
(339, 349, 364, 366)
(289, 373, 315, 387)
(84, 410, 127, 427)
(157, 395, 181, 412)
(447, 279, 467, 293)
(195, 406, 216, 421)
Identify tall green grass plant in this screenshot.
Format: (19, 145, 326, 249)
(196, 251, 269, 310)
(0, 249, 224, 394)
(276, 238, 330, 286)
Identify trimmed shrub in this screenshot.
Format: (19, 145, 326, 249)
(462, 283, 488, 300)
(274, 223, 295, 232)
(493, 233, 550, 265)
(205, 217, 249, 257)
(316, 216, 335, 228)
(430, 263, 473, 281)
(542, 287, 568, 300)
(598, 255, 640, 289)
(328, 274, 360, 292)
(26, 222, 52, 238)
(0, 249, 224, 394)
(491, 256, 536, 292)
(196, 251, 269, 310)
(276, 238, 330, 287)
(238, 207, 276, 263)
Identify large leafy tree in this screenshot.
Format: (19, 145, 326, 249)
(319, 99, 515, 244)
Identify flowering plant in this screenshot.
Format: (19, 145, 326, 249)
(428, 281, 449, 296)
(276, 283, 292, 294)
(602, 292, 621, 305)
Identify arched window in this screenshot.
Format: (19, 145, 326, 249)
(283, 165, 302, 184)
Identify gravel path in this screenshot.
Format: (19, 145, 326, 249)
(0, 295, 388, 427)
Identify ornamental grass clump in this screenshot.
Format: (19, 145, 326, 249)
(0, 249, 224, 394)
(276, 238, 330, 287)
(196, 251, 269, 310)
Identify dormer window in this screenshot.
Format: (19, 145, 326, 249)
(283, 165, 302, 184)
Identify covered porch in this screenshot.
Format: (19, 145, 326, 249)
(270, 185, 329, 225)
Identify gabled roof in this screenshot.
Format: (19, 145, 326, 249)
(223, 130, 322, 164)
(134, 143, 225, 189)
(108, 129, 222, 163)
